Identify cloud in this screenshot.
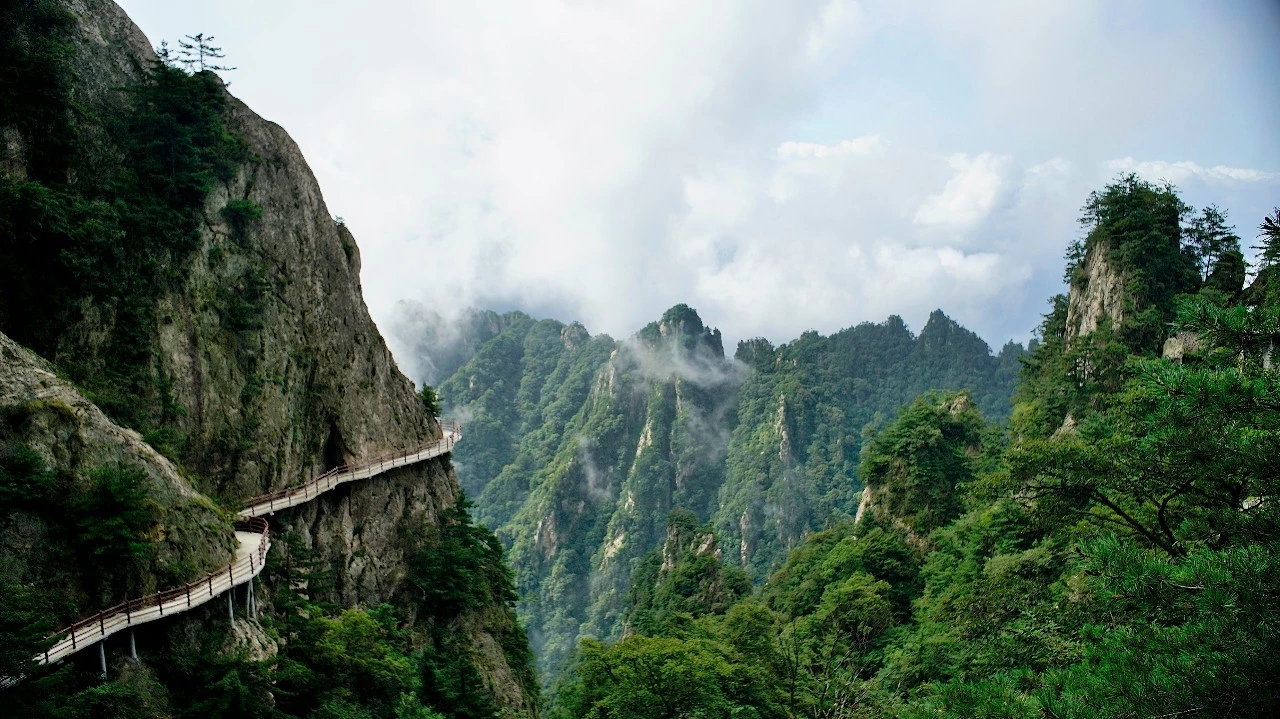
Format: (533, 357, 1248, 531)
(1106, 158, 1279, 185)
(676, 137, 1040, 342)
(115, 0, 1280, 351)
(914, 153, 1012, 229)
(777, 136, 885, 160)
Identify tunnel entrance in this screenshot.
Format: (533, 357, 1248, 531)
(323, 422, 347, 472)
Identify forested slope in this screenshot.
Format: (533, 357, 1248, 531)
(549, 177, 1280, 718)
(422, 303, 1022, 682)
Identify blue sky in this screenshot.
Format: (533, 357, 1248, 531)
(116, 0, 1280, 363)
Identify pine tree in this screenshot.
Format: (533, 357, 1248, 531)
(1185, 204, 1241, 281)
(176, 33, 235, 73)
(1257, 207, 1280, 269)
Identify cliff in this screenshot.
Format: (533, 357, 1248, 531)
(0, 0, 534, 712)
(0, 330, 233, 620)
(1064, 239, 1127, 342)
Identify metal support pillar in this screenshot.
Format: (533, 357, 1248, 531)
(246, 577, 253, 617)
(228, 588, 234, 624)
(98, 641, 106, 678)
(129, 630, 137, 661)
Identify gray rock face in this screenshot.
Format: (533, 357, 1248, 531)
(0, 330, 234, 614)
(8, 0, 533, 709)
(1162, 332, 1202, 363)
(1065, 239, 1127, 341)
(58, 0, 447, 579)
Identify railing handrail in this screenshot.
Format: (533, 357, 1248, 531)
(238, 422, 461, 516)
(47, 517, 269, 639)
(26, 419, 460, 670)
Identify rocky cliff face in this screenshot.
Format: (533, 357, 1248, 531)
(0, 330, 232, 618)
(1064, 238, 1127, 341)
(46, 0, 453, 609)
(0, 0, 533, 710)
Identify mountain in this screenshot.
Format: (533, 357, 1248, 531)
(421, 304, 1023, 680)
(0, 2, 534, 716)
(548, 177, 1280, 718)
(718, 310, 1023, 579)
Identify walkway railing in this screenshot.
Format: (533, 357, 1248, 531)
(10, 419, 460, 680)
(238, 421, 461, 518)
(36, 517, 270, 667)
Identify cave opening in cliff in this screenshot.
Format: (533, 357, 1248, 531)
(323, 422, 346, 471)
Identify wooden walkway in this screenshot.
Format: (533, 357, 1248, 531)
(239, 422, 460, 518)
(6, 420, 460, 682)
(37, 519, 269, 667)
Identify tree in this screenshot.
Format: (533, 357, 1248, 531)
(154, 40, 175, 68)
(1185, 205, 1241, 281)
(1205, 247, 1247, 298)
(418, 384, 441, 418)
(995, 297, 1280, 558)
(1257, 207, 1280, 270)
(552, 636, 770, 719)
(177, 33, 235, 73)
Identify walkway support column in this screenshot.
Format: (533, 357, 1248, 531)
(129, 630, 137, 662)
(228, 589, 234, 624)
(98, 641, 106, 678)
(246, 577, 252, 617)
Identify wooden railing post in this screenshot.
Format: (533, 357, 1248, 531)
(24, 420, 460, 675)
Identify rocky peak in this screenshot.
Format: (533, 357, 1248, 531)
(734, 337, 776, 369)
(660, 509, 721, 571)
(918, 309, 991, 355)
(637, 304, 725, 359)
(1065, 237, 1127, 342)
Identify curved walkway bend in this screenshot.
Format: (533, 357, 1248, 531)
(9, 420, 460, 682)
(37, 518, 270, 668)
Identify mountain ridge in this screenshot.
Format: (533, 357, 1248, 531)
(409, 302, 1023, 680)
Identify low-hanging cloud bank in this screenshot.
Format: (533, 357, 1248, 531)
(117, 0, 1280, 352)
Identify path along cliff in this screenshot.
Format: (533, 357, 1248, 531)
(3, 418, 460, 683)
(1, 0, 533, 711)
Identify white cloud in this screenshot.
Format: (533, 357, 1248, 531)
(913, 153, 1011, 229)
(671, 137, 1049, 343)
(1107, 158, 1279, 185)
(777, 136, 885, 160)
(114, 0, 1280, 352)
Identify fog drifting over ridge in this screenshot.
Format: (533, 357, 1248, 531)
(116, 0, 1280, 357)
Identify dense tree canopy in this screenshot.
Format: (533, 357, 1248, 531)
(549, 183, 1280, 718)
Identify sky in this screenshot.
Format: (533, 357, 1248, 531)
(117, 0, 1280, 359)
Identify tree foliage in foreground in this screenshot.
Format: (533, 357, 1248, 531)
(550, 185, 1280, 718)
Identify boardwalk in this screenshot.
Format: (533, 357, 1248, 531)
(239, 422, 461, 518)
(8, 420, 460, 682)
(37, 518, 269, 668)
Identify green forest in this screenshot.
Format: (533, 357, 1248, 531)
(431, 300, 1023, 682)
(3, 0, 1278, 717)
(540, 179, 1280, 717)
